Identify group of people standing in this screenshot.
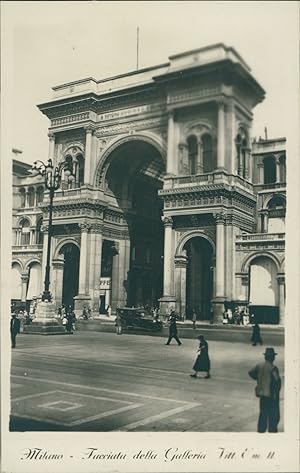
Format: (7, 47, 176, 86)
(58, 305, 76, 333)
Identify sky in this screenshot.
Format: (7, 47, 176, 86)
(2, 1, 299, 164)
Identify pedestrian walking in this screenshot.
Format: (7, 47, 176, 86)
(10, 313, 21, 348)
(192, 310, 197, 329)
(190, 335, 211, 379)
(165, 311, 182, 345)
(66, 311, 73, 333)
(248, 347, 281, 433)
(115, 312, 123, 334)
(251, 323, 263, 346)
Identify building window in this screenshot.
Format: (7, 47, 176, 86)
(28, 187, 35, 207)
(20, 219, 30, 245)
(187, 135, 198, 175)
(19, 188, 26, 208)
(36, 186, 44, 204)
(263, 156, 276, 184)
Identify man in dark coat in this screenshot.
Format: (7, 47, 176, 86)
(10, 314, 21, 348)
(165, 311, 182, 345)
(251, 323, 263, 346)
(248, 347, 281, 433)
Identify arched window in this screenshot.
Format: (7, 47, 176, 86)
(267, 196, 285, 210)
(36, 186, 44, 204)
(28, 187, 35, 207)
(19, 188, 26, 208)
(36, 218, 43, 245)
(20, 219, 30, 245)
(76, 154, 84, 187)
(202, 134, 213, 173)
(263, 156, 276, 184)
(187, 135, 198, 175)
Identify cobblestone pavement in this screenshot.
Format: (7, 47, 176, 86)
(10, 331, 284, 432)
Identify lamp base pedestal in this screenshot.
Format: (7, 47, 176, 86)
(23, 301, 66, 335)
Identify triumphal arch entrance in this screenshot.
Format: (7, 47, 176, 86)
(38, 43, 265, 321)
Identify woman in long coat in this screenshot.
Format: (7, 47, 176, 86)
(190, 335, 210, 378)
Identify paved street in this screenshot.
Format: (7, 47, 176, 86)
(10, 331, 284, 432)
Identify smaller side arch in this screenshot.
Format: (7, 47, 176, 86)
(24, 258, 42, 271)
(53, 238, 80, 259)
(12, 259, 24, 270)
(175, 230, 216, 257)
(241, 251, 281, 274)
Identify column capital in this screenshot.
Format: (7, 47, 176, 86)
(277, 275, 285, 284)
(174, 254, 188, 268)
(21, 272, 29, 282)
(178, 142, 188, 150)
(84, 125, 94, 135)
(40, 225, 49, 233)
(213, 211, 226, 224)
(90, 223, 103, 234)
(47, 131, 55, 141)
(162, 216, 173, 227)
(79, 222, 92, 233)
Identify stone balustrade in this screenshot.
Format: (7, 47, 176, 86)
(236, 233, 285, 241)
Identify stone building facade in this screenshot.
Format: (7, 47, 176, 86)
(11, 43, 286, 324)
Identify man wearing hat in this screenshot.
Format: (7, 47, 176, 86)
(248, 347, 281, 433)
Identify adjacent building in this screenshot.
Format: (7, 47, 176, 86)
(11, 43, 286, 324)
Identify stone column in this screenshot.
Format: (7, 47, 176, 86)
(212, 212, 226, 322)
(74, 222, 91, 314)
(217, 101, 225, 169)
(174, 253, 188, 318)
(84, 126, 93, 185)
(275, 156, 281, 183)
(159, 216, 176, 316)
(48, 132, 55, 160)
(89, 226, 103, 315)
(258, 162, 264, 184)
(178, 143, 189, 174)
(40, 225, 49, 288)
(248, 152, 253, 182)
(52, 256, 64, 307)
(244, 148, 250, 180)
(262, 211, 268, 233)
(21, 272, 29, 302)
(277, 275, 285, 325)
(167, 111, 175, 174)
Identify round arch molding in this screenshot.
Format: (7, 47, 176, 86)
(24, 258, 42, 271)
(175, 230, 216, 257)
(94, 133, 167, 188)
(241, 251, 281, 273)
(12, 259, 24, 270)
(262, 193, 286, 210)
(53, 238, 80, 259)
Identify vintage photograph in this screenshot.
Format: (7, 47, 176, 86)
(2, 3, 298, 463)
(7, 0, 289, 434)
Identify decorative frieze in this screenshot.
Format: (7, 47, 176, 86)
(95, 117, 167, 137)
(51, 112, 90, 126)
(167, 85, 220, 105)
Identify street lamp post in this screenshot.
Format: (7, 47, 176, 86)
(23, 158, 74, 335)
(32, 158, 74, 302)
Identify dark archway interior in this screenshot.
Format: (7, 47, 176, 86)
(105, 140, 165, 308)
(184, 237, 213, 320)
(60, 244, 80, 308)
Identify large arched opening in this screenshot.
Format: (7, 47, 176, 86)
(59, 243, 80, 308)
(248, 255, 279, 324)
(102, 139, 165, 309)
(184, 236, 214, 320)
